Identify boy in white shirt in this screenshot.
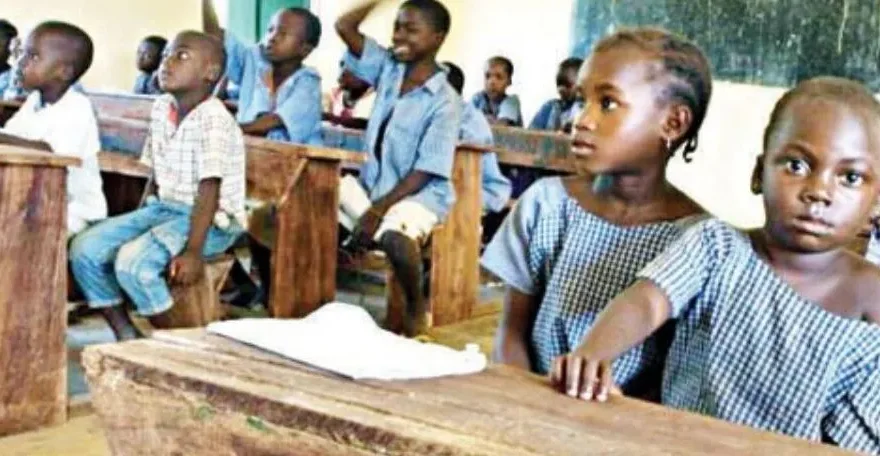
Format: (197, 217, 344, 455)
(0, 21, 106, 236)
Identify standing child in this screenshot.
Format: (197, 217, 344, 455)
(482, 28, 712, 400)
(443, 61, 511, 214)
(69, 31, 245, 341)
(529, 57, 584, 133)
(471, 56, 522, 127)
(133, 35, 167, 95)
(558, 78, 880, 453)
(203, 0, 323, 144)
(0, 21, 106, 236)
(336, 0, 461, 337)
(0, 20, 18, 95)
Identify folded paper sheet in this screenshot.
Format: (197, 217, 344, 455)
(207, 302, 487, 380)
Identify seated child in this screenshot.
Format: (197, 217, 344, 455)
(204, 0, 323, 144)
(471, 56, 522, 127)
(481, 28, 712, 400)
(133, 35, 167, 95)
(69, 31, 245, 341)
(0, 20, 18, 95)
(557, 77, 880, 452)
(443, 61, 511, 214)
(336, 0, 460, 336)
(0, 21, 106, 236)
(529, 57, 584, 133)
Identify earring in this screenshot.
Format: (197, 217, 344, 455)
(665, 137, 673, 154)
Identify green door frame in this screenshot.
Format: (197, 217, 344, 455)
(226, 0, 310, 43)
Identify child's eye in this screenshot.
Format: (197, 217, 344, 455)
(178, 51, 190, 60)
(840, 171, 865, 187)
(784, 158, 810, 176)
(600, 96, 619, 111)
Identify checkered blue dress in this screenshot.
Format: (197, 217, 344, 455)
(639, 219, 880, 453)
(481, 177, 703, 395)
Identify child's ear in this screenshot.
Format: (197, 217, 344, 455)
(662, 104, 692, 144)
(750, 155, 765, 195)
(299, 43, 315, 59)
(205, 62, 222, 85)
(57, 63, 75, 85)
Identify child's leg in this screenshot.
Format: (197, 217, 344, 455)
(69, 205, 177, 339)
(374, 201, 440, 337)
(114, 215, 241, 321)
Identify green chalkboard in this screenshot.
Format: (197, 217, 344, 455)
(226, 0, 310, 43)
(570, 0, 880, 89)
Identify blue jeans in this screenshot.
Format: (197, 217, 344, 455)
(69, 198, 243, 316)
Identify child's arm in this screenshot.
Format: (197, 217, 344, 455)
(202, 0, 224, 39)
(168, 178, 220, 285)
(335, 0, 382, 58)
(550, 280, 672, 401)
(242, 71, 322, 141)
(239, 114, 284, 137)
(493, 288, 539, 370)
(0, 132, 51, 152)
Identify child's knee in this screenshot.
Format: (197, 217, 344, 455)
(114, 237, 162, 286)
(379, 231, 421, 267)
(69, 230, 103, 267)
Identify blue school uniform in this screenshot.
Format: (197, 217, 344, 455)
(471, 91, 523, 126)
(344, 37, 461, 219)
(529, 99, 582, 131)
(481, 177, 704, 396)
(224, 33, 322, 145)
(638, 219, 880, 453)
(0, 68, 12, 96)
(133, 72, 162, 95)
(459, 101, 512, 213)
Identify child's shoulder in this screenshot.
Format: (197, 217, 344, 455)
(838, 251, 880, 322)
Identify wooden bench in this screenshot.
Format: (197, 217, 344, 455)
(0, 145, 81, 437)
(82, 329, 849, 455)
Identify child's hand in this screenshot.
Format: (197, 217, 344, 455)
(351, 206, 384, 249)
(549, 350, 616, 402)
(168, 250, 205, 286)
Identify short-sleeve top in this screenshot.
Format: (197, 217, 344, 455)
(638, 219, 880, 453)
(343, 37, 461, 219)
(481, 177, 703, 395)
(471, 91, 523, 127)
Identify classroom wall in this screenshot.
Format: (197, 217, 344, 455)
(2, 0, 200, 92)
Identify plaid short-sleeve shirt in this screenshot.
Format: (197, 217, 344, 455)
(141, 95, 247, 229)
(639, 219, 880, 453)
(481, 177, 704, 396)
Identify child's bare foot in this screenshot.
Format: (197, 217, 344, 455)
(99, 306, 143, 341)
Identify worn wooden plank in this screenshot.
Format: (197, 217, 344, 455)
(83, 330, 851, 456)
(0, 161, 69, 436)
(0, 145, 81, 168)
(270, 158, 341, 318)
(97, 116, 148, 155)
(429, 145, 484, 326)
(245, 135, 366, 165)
(153, 256, 235, 329)
(490, 125, 571, 161)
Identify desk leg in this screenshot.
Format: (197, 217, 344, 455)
(0, 165, 68, 436)
(429, 150, 482, 326)
(269, 159, 340, 318)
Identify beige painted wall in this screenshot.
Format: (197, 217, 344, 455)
(2, 0, 200, 91)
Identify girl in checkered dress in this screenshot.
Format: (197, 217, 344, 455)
(481, 28, 713, 399)
(558, 77, 880, 453)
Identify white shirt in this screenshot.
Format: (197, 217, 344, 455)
(141, 95, 246, 229)
(2, 90, 108, 234)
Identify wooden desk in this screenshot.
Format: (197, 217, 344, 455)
(0, 145, 80, 437)
(83, 329, 849, 455)
(97, 138, 367, 321)
(490, 124, 571, 162)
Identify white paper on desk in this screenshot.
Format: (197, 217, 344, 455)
(206, 302, 487, 380)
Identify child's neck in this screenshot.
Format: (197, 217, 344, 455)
(751, 229, 844, 277)
(403, 57, 440, 91)
(172, 87, 213, 121)
(487, 91, 506, 103)
(271, 59, 303, 85)
(591, 165, 671, 206)
(38, 83, 71, 105)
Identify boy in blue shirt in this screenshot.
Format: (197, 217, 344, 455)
(443, 61, 511, 215)
(0, 20, 18, 95)
(471, 56, 522, 127)
(529, 57, 583, 133)
(203, 0, 323, 144)
(133, 35, 167, 95)
(336, 0, 461, 336)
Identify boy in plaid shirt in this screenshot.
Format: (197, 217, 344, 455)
(70, 31, 245, 341)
